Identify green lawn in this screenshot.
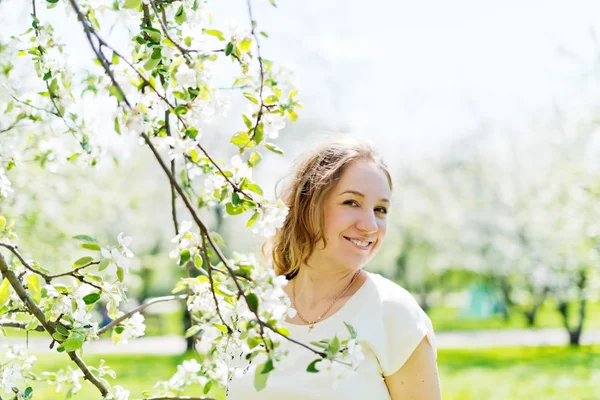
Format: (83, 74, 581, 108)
(429, 300, 600, 332)
(21, 345, 600, 400)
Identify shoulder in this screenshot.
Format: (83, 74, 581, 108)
(367, 272, 424, 319)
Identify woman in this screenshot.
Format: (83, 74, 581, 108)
(227, 137, 441, 399)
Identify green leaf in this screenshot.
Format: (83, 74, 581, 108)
(265, 142, 284, 156)
(214, 323, 228, 333)
(97, 258, 110, 272)
(276, 326, 290, 336)
(253, 123, 264, 145)
(243, 92, 259, 105)
(143, 57, 160, 71)
(232, 191, 241, 206)
(185, 325, 201, 338)
(254, 362, 270, 391)
(203, 381, 212, 395)
(246, 183, 263, 196)
(242, 114, 253, 129)
(309, 341, 329, 349)
(27, 274, 42, 305)
(248, 151, 262, 167)
(73, 235, 98, 243)
(142, 27, 162, 43)
(344, 321, 357, 339)
(83, 292, 101, 305)
(56, 325, 69, 336)
(24, 386, 33, 399)
(204, 29, 224, 40)
(262, 358, 274, 374)
(246, 292, 259, 313)
(225, 42, 234, 56)
(260, 31, 269, 38)
(269, 0, 277, 6)
(239, 38, 252, 52)
(46, 0, 59, 3)
(0, 279, 10, 308)
(179, 249, 191, 266)
(52, 332, 67, 342)
(49, 78, 59, 95)
(115, 326, 125, 334)
(194, 254, 203, 268)
(117, 266, 124, 282)
(175, 5, 187, 24)
(330, 336, 340, 354)
(79, 242, 101, 251)
(246, 211, 261, 228)
(306, 358, 321, 373)
(122, 0, 141, 8)
(42, 71, 52, 81)
(72, 256, 93, 268)
(288, 109, 299, 122)
(230, 131, 252, 148)
(225, 202, 244, 215)
(63, 331, 85, 352)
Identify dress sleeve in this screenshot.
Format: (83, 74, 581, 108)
(378, 285, 437, 377)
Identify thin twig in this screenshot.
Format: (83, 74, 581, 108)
(0, 320, 45, 331)
(202, 232, 232, 332)
(97, 294, 186, 335)
(0, 242, 50, 283)
(47, 261, 99, 279)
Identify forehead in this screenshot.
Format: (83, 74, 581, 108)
(334, 160, 391, 197)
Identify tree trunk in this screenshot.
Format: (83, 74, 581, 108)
(523, 287, 549, 327)
(557, 270, 587, 347)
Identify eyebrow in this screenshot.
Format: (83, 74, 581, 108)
(339, 190, 390, 204)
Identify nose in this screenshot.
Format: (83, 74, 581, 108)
(356, 210, 378, 234)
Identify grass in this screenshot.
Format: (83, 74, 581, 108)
(19, 345, 600, 400)
(429, 300, 600, 332)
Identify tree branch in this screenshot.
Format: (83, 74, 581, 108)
(0, 320, 45, 331)
(0, 242, 50, 283)
(0, 249, 110, 396)
(97, 294, 186, 335)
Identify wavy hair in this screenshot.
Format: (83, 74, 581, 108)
(268, 136, 392, 278)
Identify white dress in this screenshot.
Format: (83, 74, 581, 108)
(226, 271, 437, 399)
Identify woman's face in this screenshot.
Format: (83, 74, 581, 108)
(310, 160, 391, 272)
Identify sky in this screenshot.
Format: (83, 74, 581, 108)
(4, 0, 600, 164)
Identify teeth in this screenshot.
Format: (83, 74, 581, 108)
(349, 239, 370, 247)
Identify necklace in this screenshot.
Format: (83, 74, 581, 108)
(291, 269, 361, 330)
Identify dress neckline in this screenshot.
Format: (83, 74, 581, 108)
(282, 271, 373, 334)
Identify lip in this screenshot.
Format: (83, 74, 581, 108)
(344, 236, 373, 250)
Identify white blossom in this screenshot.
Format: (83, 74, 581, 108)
(262, 112, 286, 139)
(0, 168, 13, 199)
(175, 63, 198, 88)
(204, 173, 226, 193)
(120, 312, 146, 344)
(250, 200, 289, 238)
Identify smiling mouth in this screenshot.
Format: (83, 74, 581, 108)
(344, 237, 373, 249)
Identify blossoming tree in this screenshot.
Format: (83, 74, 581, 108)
(0, 0, 364, 398)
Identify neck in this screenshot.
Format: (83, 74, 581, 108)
(293, 267, 361, 309)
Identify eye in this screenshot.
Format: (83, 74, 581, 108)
(343, 199, 360, 207)
(375, 207, 388, 215)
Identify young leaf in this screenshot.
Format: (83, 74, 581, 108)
(246, 292, 259, 313)
(248, 151, 263, 167)
(254, 362, 270, 391)
(246, 211, 261, 228)
(73, 235, 98, 243)
(72, 256, 93, 268)
(63, 332, 85, 352)
(83, 292, 101, 305)
(0, 279, 10, 308)
(306, 358, 321, 373)
(79, 242, 101, 251)
(262, 358, 274, 374)
(344, 321, 357, 339)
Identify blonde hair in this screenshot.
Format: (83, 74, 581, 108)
(269, 136, 392, 278)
